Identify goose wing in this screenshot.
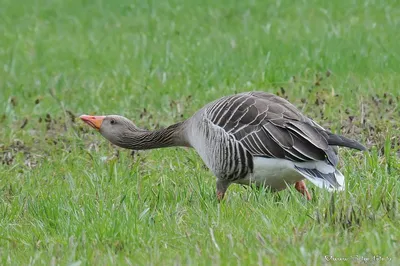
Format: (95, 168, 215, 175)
(205, 91, 365, 166)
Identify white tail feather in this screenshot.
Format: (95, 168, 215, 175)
(294, 161, 345, 191)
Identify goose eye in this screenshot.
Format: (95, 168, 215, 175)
(110, 119, 116, 125)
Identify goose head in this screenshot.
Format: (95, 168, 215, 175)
(80, 115, 141, 147)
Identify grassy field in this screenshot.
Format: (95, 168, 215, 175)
(1, 0, 400, 265)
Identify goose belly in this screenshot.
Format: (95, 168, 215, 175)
(236, 157, 304, 191)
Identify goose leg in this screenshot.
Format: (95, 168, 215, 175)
(295, 180, 311, 200)
(216, 179, 230, 201)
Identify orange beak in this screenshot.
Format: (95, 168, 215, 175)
(80, 115, 106, 130)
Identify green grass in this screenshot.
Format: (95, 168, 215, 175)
(1, 0, 400, 265)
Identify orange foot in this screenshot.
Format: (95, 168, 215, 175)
(217, 191, 225, 201)
(295, 180, 312, 200)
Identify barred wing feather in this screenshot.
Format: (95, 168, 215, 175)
(204, 91, 365, 190)
(206, 92, 337, 164)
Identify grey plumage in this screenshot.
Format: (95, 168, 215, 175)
(81, 91, 366, 199)
(191, 92, 365, 185)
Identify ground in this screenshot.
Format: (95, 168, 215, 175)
(0, 0, 399, 265)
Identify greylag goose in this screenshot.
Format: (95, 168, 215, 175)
(80, 91, 366, 200)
